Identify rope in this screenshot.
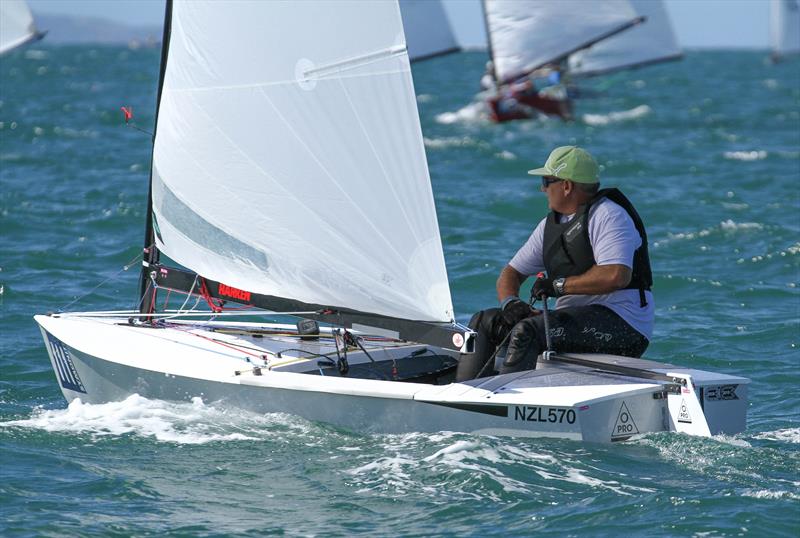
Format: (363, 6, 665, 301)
(59, 251, 142, 312)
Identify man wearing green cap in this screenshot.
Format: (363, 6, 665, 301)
(456, 146, 654, 380)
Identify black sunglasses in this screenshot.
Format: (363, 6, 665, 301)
(541, 176, 563, 188)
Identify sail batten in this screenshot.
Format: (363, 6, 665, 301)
(149, 0, 454, 323)
(483, 0, 642, 84)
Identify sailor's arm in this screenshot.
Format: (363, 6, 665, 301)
(496, 264, 529, 303)
(562, 264, 631, 295)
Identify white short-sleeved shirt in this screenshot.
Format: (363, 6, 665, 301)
(509, 198, 654, 339)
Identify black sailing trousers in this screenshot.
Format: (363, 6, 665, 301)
(455, 305, 649, 381)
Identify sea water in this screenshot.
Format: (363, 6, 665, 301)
(1, 46, 798, 536)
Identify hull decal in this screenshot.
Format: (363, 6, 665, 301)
(421, 401, 509, 417)
(45, 333, 87, 394)
(611, 401, 639, 441)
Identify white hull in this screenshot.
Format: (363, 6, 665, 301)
(35, 313, 749, 443)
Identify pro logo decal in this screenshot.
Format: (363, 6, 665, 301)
(611, 401, 639, 440)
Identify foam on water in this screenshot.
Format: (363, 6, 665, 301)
(724, 150, 768, 161)
(0, 394, 310, 444)
(435, 101, 486, 124)
(753, 428, 800, 444)
(582, 104, 651, 126)
(423, 135, 490, 150)
(652, 219, 765, 247)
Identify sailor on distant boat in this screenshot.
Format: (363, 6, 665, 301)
(456, 146, 655, 381)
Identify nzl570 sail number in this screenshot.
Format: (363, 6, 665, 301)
(514, 406, 576, 424)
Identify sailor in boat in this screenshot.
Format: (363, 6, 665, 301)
(480, 60, 496, 91)
(456, 146, 654, 380)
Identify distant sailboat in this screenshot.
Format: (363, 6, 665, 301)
(481, 0, 644, 122)
(400, 0, 459, 62)
(35, 0, 749, 443)
(0, 0, 45, 56)
(568, 0, 682, 77)
(770, 0, 800, 61)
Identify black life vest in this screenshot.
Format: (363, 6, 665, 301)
(542, 188, 653, 307)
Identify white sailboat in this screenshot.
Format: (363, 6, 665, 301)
(770, 0, 800, 61)
(480, 0, 645, 122)
(400, 0, 459, 62)
(567, 0, 682, 77)
(35, 0, 749, 443)
(0, 0, 45, 56)
(483, 0, 644, 86)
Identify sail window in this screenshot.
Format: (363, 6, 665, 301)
(152, 173, 269, 270)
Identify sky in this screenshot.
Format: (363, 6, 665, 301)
(27, 0, 774, 49)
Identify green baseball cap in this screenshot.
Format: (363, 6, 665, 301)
(527, 146, 599, 184)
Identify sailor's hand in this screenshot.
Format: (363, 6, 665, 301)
(533, 277, 557, 299)
(500, 298, 535, 328)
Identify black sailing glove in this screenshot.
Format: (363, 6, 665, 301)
(532, 277, 557, 300)
(500, 298, 535, 329)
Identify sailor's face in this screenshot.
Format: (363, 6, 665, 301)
(541, 176, 567, 211)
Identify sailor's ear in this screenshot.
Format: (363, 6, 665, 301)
(563, 180, 574, 195)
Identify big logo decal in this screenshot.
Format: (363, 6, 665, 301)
(45, 333, 86, 394)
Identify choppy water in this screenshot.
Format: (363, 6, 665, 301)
(1, 46, 798, 536)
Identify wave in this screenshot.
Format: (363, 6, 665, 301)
(0, 394, 312, 445)
(345, 434, 657, 499)
(423, 136, 489, 151)
(724, 150, 767, 161)
(652, 219, 765, 247)
(435, 101, 486, 125)
(582, 105, 651, 126)
(753, 428, 800, 444)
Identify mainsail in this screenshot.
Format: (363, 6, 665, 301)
(482, 0, 643, 85)
(146, 0, 454, 324)
(770, 0, 800, 59)
(399, 0, 459, 61)
(567, 0, 682, 77)
(0, 0, 44, 56)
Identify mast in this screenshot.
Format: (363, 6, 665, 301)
(138, 0, 173, 314)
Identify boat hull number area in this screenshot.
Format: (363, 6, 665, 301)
(513, 406, 576, 424)
(704, 384, 740, 401)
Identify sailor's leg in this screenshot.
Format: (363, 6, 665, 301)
(456, 308, 504, 381)
(535, 305, 649, 357)
(555, 305, 648, 357)
(499, 315, 545, 374)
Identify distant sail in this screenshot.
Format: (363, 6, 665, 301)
(483, 0, 642, 84)
(568, 0, 682, 77)
(150, 1, 454, 323)
(0, 0, 44, 55)
(400, 0, 459, 61)
(770, 0, 800, 58)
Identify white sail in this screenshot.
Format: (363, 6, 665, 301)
(399, 0, 459, 61)
(151, 0, 454, 323)
(0, 0, 42, 55)
(568, 0, 682, 77)
(483, 0, 641, 84)
(771, 0, 800, 57)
